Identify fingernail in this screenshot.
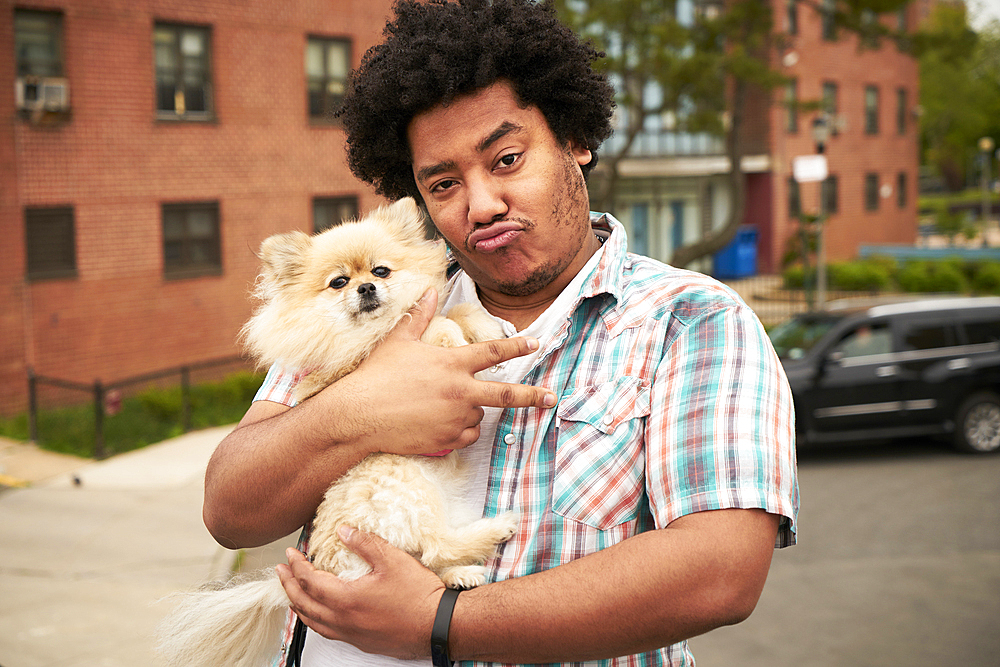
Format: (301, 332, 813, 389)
(543, 392, 556, 407)
(526, 337, 539, 351)
(419, 289, 433, 302)
(337, 525, 355, 541)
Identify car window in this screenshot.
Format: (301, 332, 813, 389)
(830, 323, 892, 359)
(768, 315, 841, 360)
(899, 321, 955, 352)
(962, 317, 1000, 346)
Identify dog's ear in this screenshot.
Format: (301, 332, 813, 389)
(383, 197, 428, 245)
(258, 231, 312, 288)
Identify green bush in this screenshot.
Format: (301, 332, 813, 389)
(828, 261, 892, 292)
(782, 265, 817, 290)
(971, 262, 1000, 294)
(896, 260, 969, 293)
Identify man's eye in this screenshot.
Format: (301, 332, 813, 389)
(329, 276, 349, 289)
(497, 153, 521, 168)
(372, 266, 391, 278)
(431, 179, 458, 193)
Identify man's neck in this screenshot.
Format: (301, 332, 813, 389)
(476, 232, 604, 331)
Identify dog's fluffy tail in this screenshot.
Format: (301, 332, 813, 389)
(156, 569, 290, 667)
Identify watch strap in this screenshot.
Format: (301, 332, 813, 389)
(430, 588, 461, 667)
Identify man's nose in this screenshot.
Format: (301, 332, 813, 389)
(466, 176, 508, 225)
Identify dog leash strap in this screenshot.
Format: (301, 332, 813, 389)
(430, 588, 461, 667)
(286, 617, 307, 667)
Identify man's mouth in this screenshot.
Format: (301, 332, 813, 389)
(467, 221, 523, 253)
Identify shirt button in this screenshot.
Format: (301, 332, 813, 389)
(603, 414, 614, 425)
(503, 433, 516, 445)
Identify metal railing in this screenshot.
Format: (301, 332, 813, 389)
(27, 356, 249, 459)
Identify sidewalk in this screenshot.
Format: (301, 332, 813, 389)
(0, 427, 297, 667)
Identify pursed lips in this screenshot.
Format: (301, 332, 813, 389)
(466, 221, 524, 253)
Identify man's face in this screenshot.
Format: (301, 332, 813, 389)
(407, 81, 595, 302)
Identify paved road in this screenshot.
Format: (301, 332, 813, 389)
(689, 439, 1000, 667)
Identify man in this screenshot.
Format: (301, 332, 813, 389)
(202, 1, 798, 665)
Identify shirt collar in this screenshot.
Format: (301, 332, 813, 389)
(580, 211, 628, 308)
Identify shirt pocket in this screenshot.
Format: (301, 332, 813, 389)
(552, 376, 651, 530)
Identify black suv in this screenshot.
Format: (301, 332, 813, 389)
(768, 296, 1000, 454)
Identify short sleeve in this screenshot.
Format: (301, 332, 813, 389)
(646, 299, 799, 547)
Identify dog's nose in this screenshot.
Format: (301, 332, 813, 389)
(357, 283, 376, 296)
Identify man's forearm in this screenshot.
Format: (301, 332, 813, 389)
(448, 509, 779, 664)
(203, 396, 372, 549)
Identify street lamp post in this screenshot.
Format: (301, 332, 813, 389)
(813, 116, 831, 309)
(980, 137, 995, 234)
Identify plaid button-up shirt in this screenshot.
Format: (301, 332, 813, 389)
(260, 214, 798, 667)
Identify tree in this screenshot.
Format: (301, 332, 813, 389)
(554, 0, 912, 267)
(915, 3, 999, 191)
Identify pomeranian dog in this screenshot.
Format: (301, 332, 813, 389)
(156, 197, 518, 667)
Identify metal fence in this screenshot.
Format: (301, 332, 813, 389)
(721, 274, 879, 327)
(27, 356, 252, 459)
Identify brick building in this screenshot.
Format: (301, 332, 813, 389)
(593, 0, 920, 276)
(1, 0, 395, 414)
(756, 0, 921, 274)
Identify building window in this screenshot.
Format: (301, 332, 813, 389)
(788, 177, 802, 218)
(785, 79, 798, 133)
(896, 88, 907, 135)
(897, 172, 907, 208)
(154, 24, 212, 120)
(162, 202, 221, 277)
(822, 175, 838, 214)
(864, 174, 879, 211)
(630, 204, 650, 257)
(25, 207, 76, 281)
(786, 0, 798, 35)
(864, 85, 879, 135)
(313, 196, 359, 232)
(821, 0, 837, 41)
(860, 9, 880, 48)
(15, 9, 63, 77)
(306, 37, 350, 121)
(822, 81, 838, 135)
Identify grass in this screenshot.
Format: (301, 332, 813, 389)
(0, 371, 264, 459)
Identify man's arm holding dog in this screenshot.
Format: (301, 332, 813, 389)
(277, 508, 779, 663)
(203, 289, 556, 549)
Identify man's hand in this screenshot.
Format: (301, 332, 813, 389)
(204, 288, 554, 549)
(276, 526, 444, 660)
(329, 288, 556, 456)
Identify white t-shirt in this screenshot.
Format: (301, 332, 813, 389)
(301, 242, 606, 666)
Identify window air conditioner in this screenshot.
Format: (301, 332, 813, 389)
(15, 77, 70, 112)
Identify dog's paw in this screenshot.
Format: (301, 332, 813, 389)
(439, 565, 487, 589)
(489, 512, 519, 543)
(444, 303, 504, 344)
(422, 316, 469, 348)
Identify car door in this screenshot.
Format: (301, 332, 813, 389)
(892, 316, 962, 429)
(804, 319, 905, 437)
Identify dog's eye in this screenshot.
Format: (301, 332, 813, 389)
(372, 266, 391, 278)
(328, 276, 349, 289)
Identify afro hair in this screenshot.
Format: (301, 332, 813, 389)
(338, 0, 616, 202)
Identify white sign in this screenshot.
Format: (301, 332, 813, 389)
(793, 155, 829, 183)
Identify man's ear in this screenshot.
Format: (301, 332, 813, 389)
(258, 231, 311, 288)
(570, 140, 593, 168)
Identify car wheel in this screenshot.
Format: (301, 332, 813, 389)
(953, 391, 1000, 454)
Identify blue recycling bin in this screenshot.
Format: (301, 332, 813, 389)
(713, 226, 758, 279)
